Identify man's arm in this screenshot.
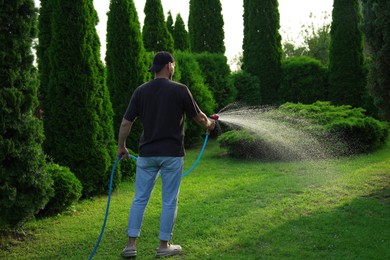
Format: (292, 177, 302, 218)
(117, 118, 133, 159)
(192, 111, 216, 133)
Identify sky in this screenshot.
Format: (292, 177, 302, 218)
(34, 0, 333, 69)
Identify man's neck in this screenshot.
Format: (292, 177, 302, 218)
(155, 73, 171, 80)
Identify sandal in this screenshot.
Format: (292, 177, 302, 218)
(156, 244, 182, 257)
(121, 245, 137, 258)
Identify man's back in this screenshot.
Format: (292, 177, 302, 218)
(124, 78, 199, 157)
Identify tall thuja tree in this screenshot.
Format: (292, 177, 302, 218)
(106, 0, 148, 150)
(86, 0, 118, 189)
(0, 0, 53, 228)
(36, 0, 52, 109)
(143, 0, 174, 53)
(242, 0, 250, 67)
(362, 0, 390, 121)
(188, 0, 225, 53)
(242, 0, 282, 105)
(44, 0, 117, 197)
(166, 11, 174, 36)
(173, 14, 190, 51)
(328, 0, 365, 107)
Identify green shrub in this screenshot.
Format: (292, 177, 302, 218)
(174, 52, 217, 146)
(217, 130, 287, 160)
(218, 102, 389, 160)
(278, 101, 389, 154)
(195, 53, 236, 109)
(230, 71, 261, 106)
(280, 56, 327, 104)
(40, 163, 82, 216)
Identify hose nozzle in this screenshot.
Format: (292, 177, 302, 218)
(210, 113, 219, 121)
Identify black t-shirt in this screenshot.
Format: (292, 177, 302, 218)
(123, 78, 200, 157)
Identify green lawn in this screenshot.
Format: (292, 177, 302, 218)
(1, 139, 390, 259)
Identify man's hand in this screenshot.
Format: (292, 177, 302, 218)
(193, 112, 216, 132)
(206, 119, 216, 134)
(117, 146, 130, 160)
(117, 118, 133, 159)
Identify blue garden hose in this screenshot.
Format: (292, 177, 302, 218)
(88, 132, 210, 259)
(182, 132, 209, 177)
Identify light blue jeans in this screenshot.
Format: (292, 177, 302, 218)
(126, 156, 183, 241)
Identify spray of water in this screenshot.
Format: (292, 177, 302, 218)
(217, 103, 345, 161)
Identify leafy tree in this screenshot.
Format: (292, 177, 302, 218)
(188, 0, 225, 53)
(242, 0, 282, 105)
(328, 0, 365, 108)
(0, 0, 53, 229)
(282, 41, 308, 60)
(230, 52, 244, 72)
(42, 0, 117, 197)
(106, 0, 148, 151)
(283, 12, 331, 66)
(173, 14, 190, 51)
(303, 13, 331, 66)
(362, 0, 390, 122)
(143, 0, 174, 53)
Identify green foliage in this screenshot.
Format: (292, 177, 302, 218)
(39, 163, 82, 216)
(230, 71, 261, 106)
(166, 11, 174, 35)
(142, 0, 174, 53)
(280, 56, 327, 104)
(362, 0, 390, 122)
(106, 0, 148, 151)
(195, 53, 236, 109)
(174, 52, 217, 146)
(242, 0, 282, 105)
(36, 0, 52, 109)
(42, 0, 117, 197)
(282, 42, 308, 60)
(279, 102, 389, 154)
(328, 0, 365, 107)
(145, 51, 155, 81)
(282, 13, 331, 66)
(173, 14, 190, 51)
(218, 102, 389, 160)
(218, 130, 280, 160)
(303, 14, 331, 66)
(188, 0, 225, 53)
(0, 0, 53, 229)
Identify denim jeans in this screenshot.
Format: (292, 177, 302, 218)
(126, 156, 183, 241)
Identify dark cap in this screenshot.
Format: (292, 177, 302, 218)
(148, 51, 174, 72)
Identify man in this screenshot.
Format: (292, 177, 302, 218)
(117, 51, 215, 258)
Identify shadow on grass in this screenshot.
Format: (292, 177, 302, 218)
(204, 193, 390, 259)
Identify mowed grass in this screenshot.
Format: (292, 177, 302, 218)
(1, 139, 390, 259)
